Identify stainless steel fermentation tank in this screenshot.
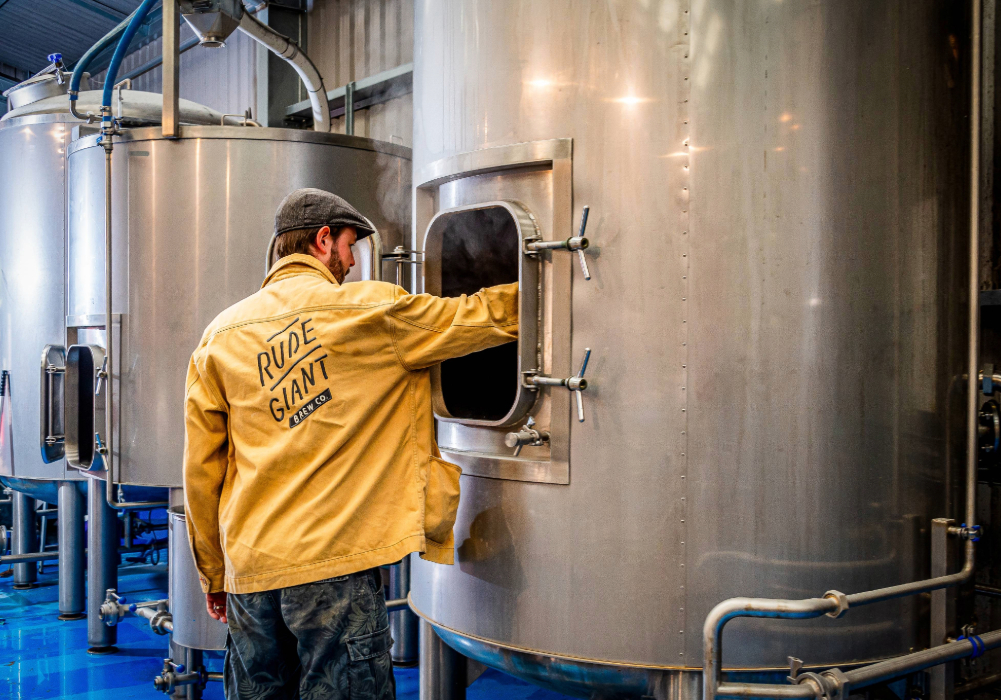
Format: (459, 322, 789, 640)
(0, 68, 230, 600)
(410, 1, 972, 698)
(66, 124, 413, 656)
(66, 126, 411, 487)
(1, 78, 236, 484)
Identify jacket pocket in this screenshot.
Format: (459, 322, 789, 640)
(424, 455, 462, 545)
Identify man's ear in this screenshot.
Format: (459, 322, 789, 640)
(313, 226, 332, 254)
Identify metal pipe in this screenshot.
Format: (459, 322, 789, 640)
(2, 551, 58, 564)
(703, 597, 838, 700)
(345, 80, 355, 135)
(237, 11, 330, 132)
(162, 0, 179, 138)
(967, 0, 983, 538)
(133, 604, 174, 632)
(420, 618, 466, 700)
(69, 7, 139, 118)
(976, 584, 1001, 597)
(1, 541, 166, 566)
(101, 0, 157, 123)
(389, 556, 418, 665)
(715, 683, 818, 699)
(11, 491, 37, 589)
(718, 630, 1001, 700)
(703, 554, 978, 700)
(843, 630, 1001, 690)
(186, 647, 204, 700)
(88, 477, 118, 654)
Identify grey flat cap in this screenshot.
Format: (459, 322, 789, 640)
(274, 188, 376, 239)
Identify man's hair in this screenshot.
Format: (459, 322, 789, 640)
(274, 226, 321, 262)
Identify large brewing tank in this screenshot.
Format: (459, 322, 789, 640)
(409, 2, 971, 698)
(66, 126, 411, 487)
(0, 70, 229, 485)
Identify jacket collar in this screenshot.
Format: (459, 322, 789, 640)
(262, 254, 340, 289)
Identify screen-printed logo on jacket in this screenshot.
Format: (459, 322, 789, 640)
(256, 317, 331, 428)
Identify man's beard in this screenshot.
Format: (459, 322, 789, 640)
(326, 255, 347, 284)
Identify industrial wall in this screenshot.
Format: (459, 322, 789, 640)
(92, 0, 413, 146)
(307, 0, 413, 145)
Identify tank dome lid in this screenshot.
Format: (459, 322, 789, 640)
(3, 70, 90, 112)
(1, 89, 230, 126)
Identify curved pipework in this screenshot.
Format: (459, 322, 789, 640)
(237, 11, 330, 132)
(69, 9, 139, 120)
(101, 0, 157, 128)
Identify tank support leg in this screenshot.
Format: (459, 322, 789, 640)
(389, 555, 418, 666)
(930, 518, 957, 700)
(12, 491, 37, 589)
(58, 481, 86, 619)
(420, 619, 466, 700)
(87, 477, 118, 653)
(184, 647, 204, 700)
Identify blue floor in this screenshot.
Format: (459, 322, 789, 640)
(0, 561, 574, 700)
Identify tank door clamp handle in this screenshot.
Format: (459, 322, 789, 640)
(523, 348, 591, 422)
(504, 417, 550, 456)
(524, 205, 592, 280)
(95, 356, 108, 396)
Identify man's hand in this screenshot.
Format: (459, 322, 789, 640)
(206, 591, 228, 624)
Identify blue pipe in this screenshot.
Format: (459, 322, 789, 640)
(101, 0, 158, 124)
(69, 11, 137, 102)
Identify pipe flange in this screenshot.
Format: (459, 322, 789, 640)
(149, 610, 172, 635)
(823, 590, 849, 618)
(795, 672, 830, 700)
(820, 668, 849, 700)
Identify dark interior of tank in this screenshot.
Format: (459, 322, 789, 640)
(439, 206, 520, 421)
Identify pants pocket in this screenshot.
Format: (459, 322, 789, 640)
(347, 627, 395, 699)
(424, 455, 462, 545)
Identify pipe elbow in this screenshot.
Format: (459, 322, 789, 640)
(238, 12, 330, 132)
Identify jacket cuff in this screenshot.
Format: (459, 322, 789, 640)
(420, 539, 455, 565)
(197, 569, 227, 594)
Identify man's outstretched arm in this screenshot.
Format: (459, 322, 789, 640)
(386, 282, 519, 370)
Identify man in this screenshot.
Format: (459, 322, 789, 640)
(183, 188, 518, 700)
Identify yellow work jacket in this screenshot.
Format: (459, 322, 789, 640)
(183, 254, 518, 594)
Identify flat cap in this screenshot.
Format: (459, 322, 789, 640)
(274, 188, 376, 239)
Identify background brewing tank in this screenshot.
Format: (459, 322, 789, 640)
(0, 108, 75, 481)
(410, 1, 971, 696)
(66, 126, 411, 487)
(0, 77, 228, 482)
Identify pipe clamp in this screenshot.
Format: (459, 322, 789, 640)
(823, 590, 849, 618)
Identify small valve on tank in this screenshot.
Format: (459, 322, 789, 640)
(504, 417, 550, 456)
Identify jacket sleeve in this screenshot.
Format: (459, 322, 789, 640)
(386, 282, 519, 370)
(182, 351, 229, 594)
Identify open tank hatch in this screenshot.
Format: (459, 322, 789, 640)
(424, 201, 540, 427)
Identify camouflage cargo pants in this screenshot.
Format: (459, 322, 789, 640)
(225, 568, 396, 700)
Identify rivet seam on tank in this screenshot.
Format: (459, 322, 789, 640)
(677, 0, 692, 663)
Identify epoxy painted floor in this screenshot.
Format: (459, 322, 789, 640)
(0, 562, 574, 700)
